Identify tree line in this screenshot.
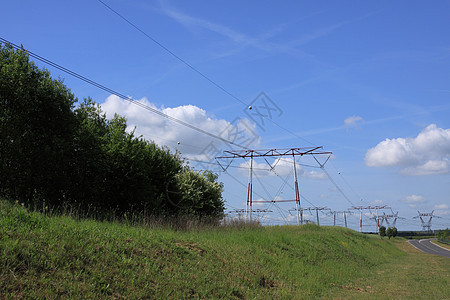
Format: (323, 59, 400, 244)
(0, 43, 224, 220)
(379, 226, 398, 239)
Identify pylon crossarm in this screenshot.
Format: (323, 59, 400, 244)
(216, 147, 331, 159)
(253, 199, 298, 203)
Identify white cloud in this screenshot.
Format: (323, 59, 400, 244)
(344, 115, 364, 127)
(365, 124, 450, 175)
(434, 204, 450, 216)
(402, 194, 427, 208)
(404, 195, 427, 203)
(100, 95, 260, 162)
(434, 204, 448, 210)
(303, 170, 326, 180)
(250, 198, 266, 207)
(237, 160, 277, 177)
(371, 199, 384, 205)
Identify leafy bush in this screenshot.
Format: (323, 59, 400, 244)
(386, 227, 393, 239)
(437, 228, 449, 241)
(392, 227, 397, 238)
(379, 226, 386, 237)
(170, 170, 224, 219)
(0, 43, 224, 220)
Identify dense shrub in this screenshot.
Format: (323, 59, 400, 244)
(0, 43, 224, 220)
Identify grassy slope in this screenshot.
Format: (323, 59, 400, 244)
(1, 200, 448, 299)
(332, 239, 450, 299)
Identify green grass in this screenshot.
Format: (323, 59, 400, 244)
(433, 239, 450, 250)
(1, 199, 448, 299)
(333, 238, 450, 299)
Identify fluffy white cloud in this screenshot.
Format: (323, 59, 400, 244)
(402, 194, 427, 208)
(434, 204, 450, 216)
(100, 95, 260, 163)
(404, 194, 427, 203)
(344, 115, 364, 127)
(434, 204, 448, 210)
(365, 124, 450, 175)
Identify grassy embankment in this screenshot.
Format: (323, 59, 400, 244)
(1, 199, 449, 299)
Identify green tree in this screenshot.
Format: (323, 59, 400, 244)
(386, 227, 393, 239)
(379, 225, 386, 237)
(0, 43, 76, 205)
(0, 42, 225, 221)
(438, 228, 450, 241)
(72, 99, 185, 213)
(392, 227, 398, 238)
(69, 98, 110, 209)
(170, 170, 224, 219)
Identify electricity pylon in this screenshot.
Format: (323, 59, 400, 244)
(349, 205, 391, 232)
(217, 147, 332, 225)
(413, 211, 440, 232)
(328, 210, 352, 228)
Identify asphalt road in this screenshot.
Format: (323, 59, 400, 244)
(408, 238, 450, 258)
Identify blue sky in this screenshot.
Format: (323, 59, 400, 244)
(2, 0, 450, 231)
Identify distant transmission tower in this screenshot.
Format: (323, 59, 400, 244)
(349, 205, 390, 232)
(329, 210, 352, 228)
(289, 207, 330, 226)
(227, 208, 272, 223)
(381, 211, 404, 227)
(413, 211, 440, 232)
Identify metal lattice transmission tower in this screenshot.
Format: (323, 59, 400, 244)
(329, 210, 352, 228)
(349, 205, 391, 232)
(300, 207, 330, 226)
(216, 147, 332, 225)
(413, 211, 439, 232)
(289, 207, 330, 225)
(381, 211, 403, 227)
(227, 209, 272, 223)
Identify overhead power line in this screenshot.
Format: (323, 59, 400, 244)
(94, 1, 371, 217)
(0, 37, 246, 149)
(96, 0, 317, 147)
(96, 0, 248, 107)
(7, 0, 369, 217)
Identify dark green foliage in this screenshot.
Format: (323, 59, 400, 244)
(0, 43, 224, 220)
(71, 99, 185, 214)
(379, 225, 386, 237)
(386, 227, 393, 239)
(170, 170, 224, 219)
(437, 228, 449, 241)
(0, 43, 77, 205)
(392, 227, 397, 238)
